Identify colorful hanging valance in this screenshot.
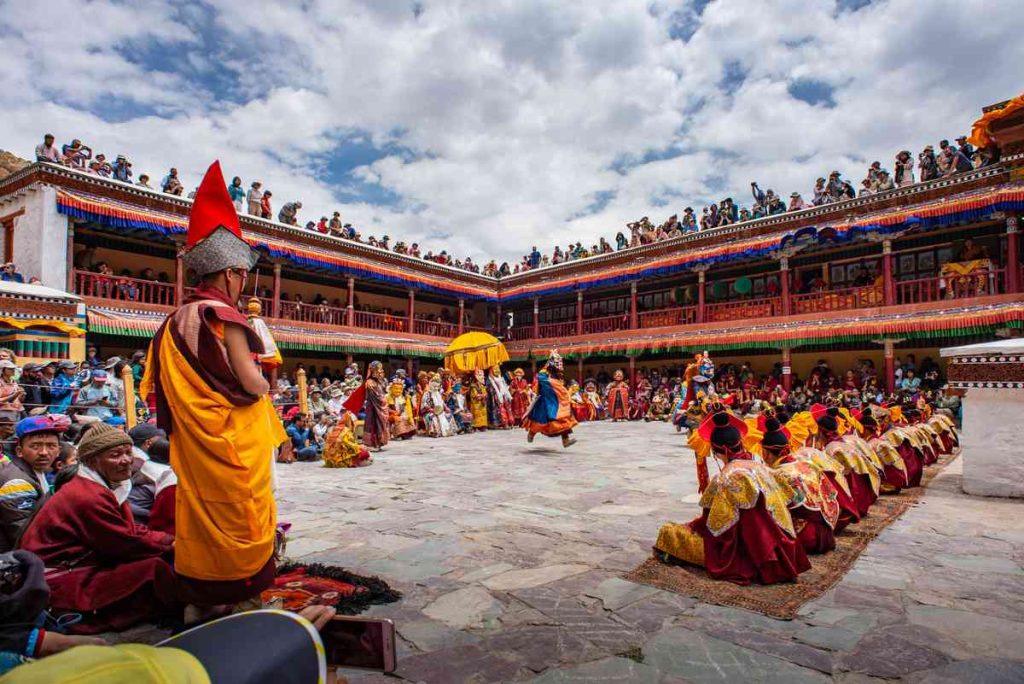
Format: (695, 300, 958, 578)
(56, 190, 497, 302)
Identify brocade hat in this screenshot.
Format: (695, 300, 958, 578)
(547, 350, 563, 370)
(182, 161, 259, 278)
(760, 415, 791, 450)
(697, 402, 747, 451)
(811, 403, 839, 433)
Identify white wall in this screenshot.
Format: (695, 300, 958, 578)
(961, 387, 1024, 498)
(10, 185, 69, 290)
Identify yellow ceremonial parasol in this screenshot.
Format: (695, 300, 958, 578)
(443, 331, 510, 373)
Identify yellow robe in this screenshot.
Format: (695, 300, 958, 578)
(141, 319, 286, 582)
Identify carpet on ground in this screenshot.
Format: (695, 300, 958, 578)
(622, 451, 959, 620)
(262, 562, 402, 615)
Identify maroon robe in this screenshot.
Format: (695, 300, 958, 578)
(893, 439, 924, 487)
(19, 476, 177, 634)
(690, 498, 811, 585)
(824, 471, 861, 532)
(148, 485, 176, 536)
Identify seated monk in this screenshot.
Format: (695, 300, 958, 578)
(655, 405, 811, 585)
(856, 407, 909, 493)
(18, 423, 179, 633)
(759, 412, 840, 554)
(927, 412, 959, 455)
(811, 405, 880, 518)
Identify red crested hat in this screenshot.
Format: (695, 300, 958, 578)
(187, 161, 241, 247)
(697, 401, 748, 445)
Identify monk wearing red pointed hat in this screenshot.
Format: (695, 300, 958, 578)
(654, 402, 811, 585)
(141, 161, 286, 611)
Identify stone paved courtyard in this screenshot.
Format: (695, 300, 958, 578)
(275, 422, 1024, 683)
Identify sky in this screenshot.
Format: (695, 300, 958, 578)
(2, 0, 1022, 265)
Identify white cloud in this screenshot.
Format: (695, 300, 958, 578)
(1, 0, 1023, 266)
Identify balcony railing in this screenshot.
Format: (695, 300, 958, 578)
(896, 269, 1004, 305)
(582, 313, 629, 335)
(537, 321, 577, 339)
(414, 319, 458, 337)
(639, 306, 698, 328)
(353, 310, 408, 332)
(75, 270, 175, 306)
(280, 301, 348, 326)
(791, 285, 883, 314)
(705, 296, 781, 322)
(502, 326, 534, 341)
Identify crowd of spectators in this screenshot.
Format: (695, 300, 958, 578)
(33, 130, 997, 279)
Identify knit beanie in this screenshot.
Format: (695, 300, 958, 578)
(77, 422, 133, 462)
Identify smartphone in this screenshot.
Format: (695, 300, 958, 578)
(321, 616, 397, 673)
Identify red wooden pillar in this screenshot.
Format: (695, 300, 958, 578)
(696, 270, 706, 323)
(346, 276, 355, 326)
(884, 339, 895, 395)
(406, 358, 414, 375)
(781, 346, 792, 392)
(271, 263, 281, 318)
(576, 290, 584, 336)
(407, 289, 415, 333)
(630, 281, 638, 329)
(628, 356, 636, 390)
(175, 249, 186, 308)
(882, 240, 894, 306)
(779, 257, 791, 316)
(1006, 216, 1020, 294)
(577, 357, 584, 382)
(495, 303, 502, 335)
(530, 358, 537, 378)
(457, 298, 465, 335)
(532, 298, 540, 339)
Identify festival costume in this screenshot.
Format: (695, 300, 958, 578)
(421, 378, 457, 437)
(322, 420, 372, 468)
(345, 362, 390, 449)
(606, 376, 630, 421)
(583, 383, 604, 421)
(486, 367, 515, 429)
(246, 297, 282, 375)
(386, 381, 417, 440)
(522, 352, 578, 441)
(509, 371, 532, 425)
(468, 373, 489, 430)
(808, 406, 879, 519)
(654, 407, 810, 585)
(631, 378, 652, 420)
(857, 408, 909, 493)
(140, 162, 284, 597)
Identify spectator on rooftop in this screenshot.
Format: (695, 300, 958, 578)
(919, 145, 939, 181)
(304, 220, 316, 231)
(826, 171, 845, 202)
(61, 139, 91, 168)
(88, 154, 112, 177)
(137, 174, 152, 189)
(228, 176, 246, 211)
(956, 136, 975, 167)
(261, 190, 273, 219)
(528, 246, 541, 269)
(279, 201, 301, 225)
(246, 181, 263, 216)
(35, 134, 61, 163)
(161, 168, 183, 196)
(812, 177, 827, 205)
(614, 232, 628, 249)
(894, 150, 915, 187)
(788, 192, 807, 211)
(328, 212, 343, 236)
(681, 207, 697, 232)
(316, 217, 329, 234)
(112, 155, 132, 183)
(875, 170, 894, 192)
(766, 192, 785, 215)
(859, 179, 874, 197)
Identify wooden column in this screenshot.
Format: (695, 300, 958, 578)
(406, 358, 414, 376)
(530, 358, 537, 378)
(1006, 216, 1020, 294)
(629, 281, 638, 329)
(696, 270, 707, 323)
(271, 262, 282, 318)
(495, 303, 502, 335)
(175, 250, 185, 308)
(532, 298, 540, 339)
(628, 356, 636, 391)
(781, 346, 792, 392)
(576, 290, 584, 336)
(296, 368, 308, 414)
(779, 257, 791, 316)
(882, 239, 894, 306)
(407, 289, 415, 333)
(884, 339, 896, 395)
(457, 298, 465, 335)
(66, 222, 76, 293)
(346, 276, 355, 326)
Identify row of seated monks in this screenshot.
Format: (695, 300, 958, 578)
(654, 400, 959, 584)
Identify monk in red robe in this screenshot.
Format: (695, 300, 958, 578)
(655, 405, 811, 585)
(508, 368, 532, 425)
(605, 370, 630, 421)
(20, 423, 178, 633)
(812, 405, 879, 518)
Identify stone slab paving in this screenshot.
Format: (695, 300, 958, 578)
(274, 422, 1024, 683)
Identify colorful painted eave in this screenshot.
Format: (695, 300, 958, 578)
(498, 183, 1024, 303)
(87, 308, 449, 359)
(506, 302, 1024, 360)
(55, 189, 498, 303)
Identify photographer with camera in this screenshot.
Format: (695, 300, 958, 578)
(111, 156, 132, 183)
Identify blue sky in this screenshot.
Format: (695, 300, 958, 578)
(2, 0, 1022, 263)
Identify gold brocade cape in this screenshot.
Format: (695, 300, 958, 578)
(824, 436, 883, 496)
(699, 459, 800, 538)
(772, 459, 841, 529)
(141, 300, 286, 582)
